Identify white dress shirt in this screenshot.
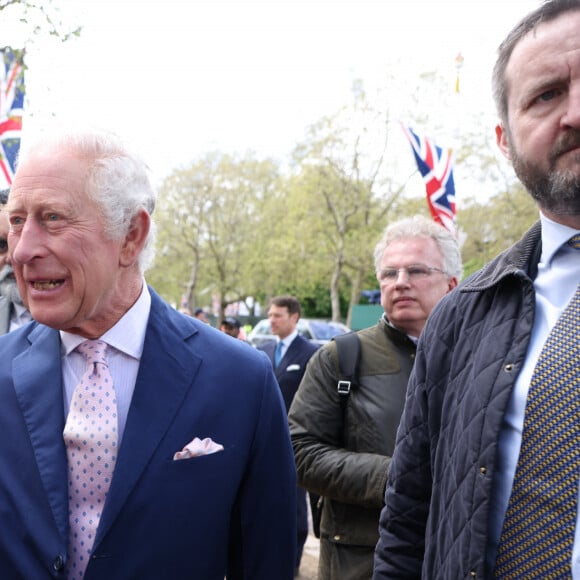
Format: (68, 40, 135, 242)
(487, 213, 580, 575)
(60, 282, 151, 446)
(276, 329, 299, 361)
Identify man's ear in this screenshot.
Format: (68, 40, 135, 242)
(120, 209, 150, 267)
(496, 122, 511, 160)
(447, 277, 459, 292)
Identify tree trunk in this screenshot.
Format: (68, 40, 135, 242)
(183, 252, 199, 310)
(330, 258, 343, 322)
(345, 267, 365, 328)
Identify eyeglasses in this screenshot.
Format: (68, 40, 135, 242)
(378, 264, 447, 283)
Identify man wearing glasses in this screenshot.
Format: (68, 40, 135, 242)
(288, 215, 462, 580)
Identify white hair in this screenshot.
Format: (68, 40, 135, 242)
(17, 127, 157, 272)
(373, 215, 463, 279)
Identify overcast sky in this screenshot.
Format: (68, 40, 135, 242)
(2, 0, 540, 185)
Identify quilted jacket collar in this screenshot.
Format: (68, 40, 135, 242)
(460, 220, 542, 293)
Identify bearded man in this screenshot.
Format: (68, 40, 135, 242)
(374, 1, 580, 578)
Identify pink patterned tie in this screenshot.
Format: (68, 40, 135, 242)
(64, 340, 118, 579)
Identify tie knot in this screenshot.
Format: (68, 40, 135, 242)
(77, 340, 109, 366)
(567, 234, 580, 249)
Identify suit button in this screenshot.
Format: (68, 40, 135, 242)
(53, 555, 65, 571)
(333, 535, 341, 541)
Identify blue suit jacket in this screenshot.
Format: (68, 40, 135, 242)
(259, 334, 319, 413)
(0, 289, 297, 579)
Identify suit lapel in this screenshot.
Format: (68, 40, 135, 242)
(12, 325, 69, 541)
(96, 292, 202, 543)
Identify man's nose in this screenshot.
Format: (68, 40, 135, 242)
(10, 220, 46, 264)
(394, 269, 411, 284)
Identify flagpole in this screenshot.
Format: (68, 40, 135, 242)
(452, 52, 466, 246)
(454, 52, 464, 96)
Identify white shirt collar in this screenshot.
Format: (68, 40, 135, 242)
(279, 329, 299, 347)
(539, 211, 580, 265)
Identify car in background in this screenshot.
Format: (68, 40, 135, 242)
(247, 318, 350, 348)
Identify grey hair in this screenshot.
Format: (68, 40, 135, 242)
(17, 128, 157, 272)
(373, 215, 463, 280)
(492, 0, 580, 125)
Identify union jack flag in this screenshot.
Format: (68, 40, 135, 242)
(401, 124, 456, 236)
(0, 47, 25, 190)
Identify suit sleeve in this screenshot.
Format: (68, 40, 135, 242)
(226, 358, 297, 580)
(288, 344, 389, 509)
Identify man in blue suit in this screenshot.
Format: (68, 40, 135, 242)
(258, 296, 319, 576)
(0, 128, 297, 579)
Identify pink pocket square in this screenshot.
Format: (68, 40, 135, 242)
(173, 437, 225, 461)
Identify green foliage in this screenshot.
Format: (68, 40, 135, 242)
(299, 283, 350, 319)
(458, 185, 538, 276)
(287, 84, 410, 323)
(148, 152, 282, 318)
(455, 124, 539, 275)
(148, 74, 541, 324)
(1, 0, 82, 42)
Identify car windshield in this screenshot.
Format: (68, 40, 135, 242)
(309, 321, 345, 340)
(247, 318, 349, 347)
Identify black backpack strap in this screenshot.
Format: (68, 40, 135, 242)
(310, 332, 360, 532)
(333, 332, 361, 402)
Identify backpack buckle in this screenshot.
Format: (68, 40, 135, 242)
(337, 380, 351, 396)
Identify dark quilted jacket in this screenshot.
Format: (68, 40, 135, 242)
(374, 221, 542, 579)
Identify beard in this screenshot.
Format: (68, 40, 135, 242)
(510, 130, 580, 216)
(0, 265, 23, 305)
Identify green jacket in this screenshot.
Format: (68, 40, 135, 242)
(288, 318, 416, 549)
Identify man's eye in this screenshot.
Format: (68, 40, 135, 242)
(537, 89, 561, 103)
(408, 267, 427, 276)
(47, 214, 59, 221)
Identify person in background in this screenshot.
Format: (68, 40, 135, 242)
(374, 1, 580, 577)
(259, 295, 319, 577)
(0, 190, 9, 271)
(220, 316, 242, 339)
(0, 127, 297, 579)
(289, 215, 462, 580)
(193, 306, 209, 323)
(0, 189, 31, 333)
